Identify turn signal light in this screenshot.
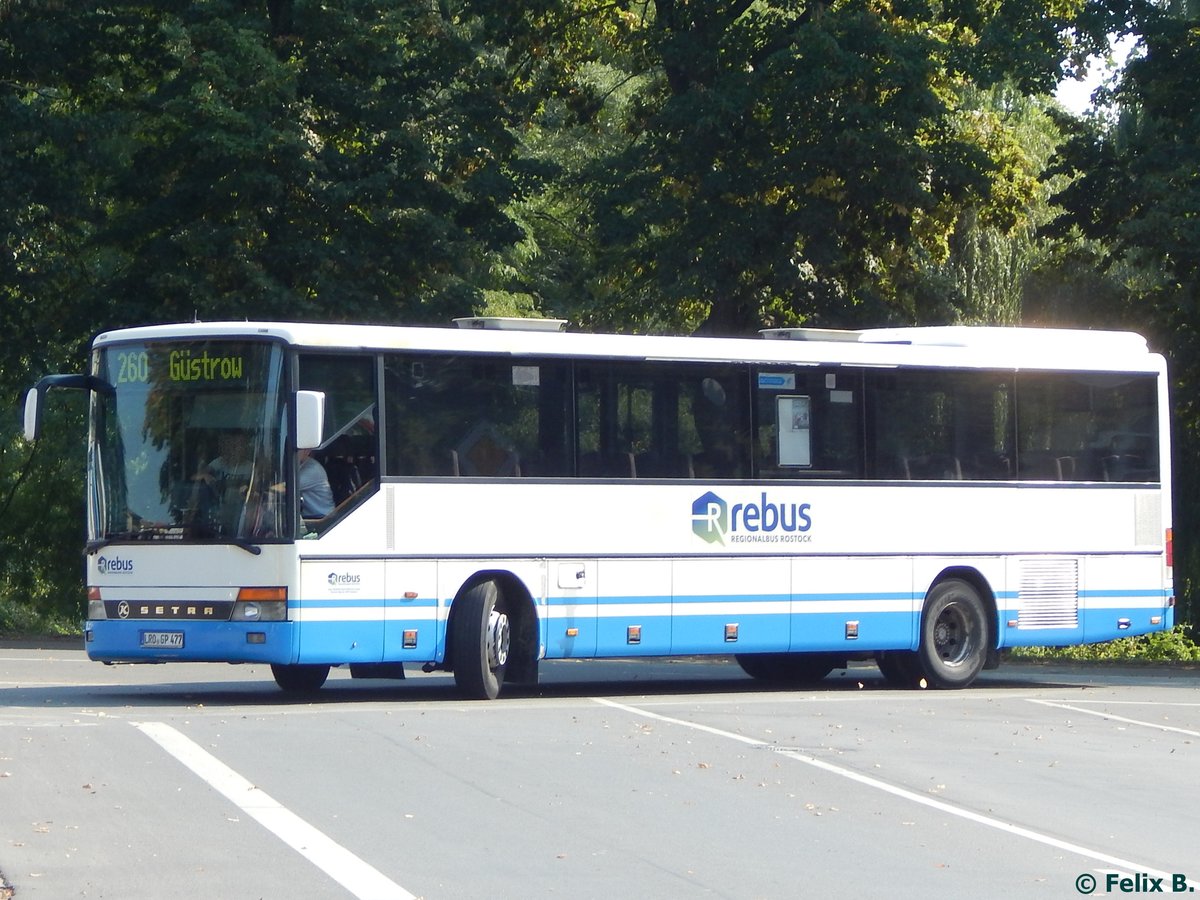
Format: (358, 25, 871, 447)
(237, 587, 287, 602)
(87, 587, 105, 620)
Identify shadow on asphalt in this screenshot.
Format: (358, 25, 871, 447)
(1, 656, 1158, 710)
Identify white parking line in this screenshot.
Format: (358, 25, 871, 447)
(593, 696, 1198, 890)
(135, 721, 414, 900)
(1027, 699, 1200, 737)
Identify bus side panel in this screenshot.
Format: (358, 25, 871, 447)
(1081, 555, 1173, 643)
(544, 560, 598, 659)
(794, 556, 919, 653)
(997, 554, 1169, 648)
(383, 560, 440, 662)
(670, 557, 789, 655)
(295, 559, 386, 664)
(595, 559, 673, 656)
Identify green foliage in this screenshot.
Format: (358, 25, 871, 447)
(1011, 626, 1200, 662)
(485, 1, 1095, 334)
(1, 0, 526, 342)
(925, 86, 1068, 325)
(0, 397, 88, 629)
(1050, 0, 1200, 627)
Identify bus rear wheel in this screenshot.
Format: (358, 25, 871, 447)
(271, 663, 330, 693)
(452, 580, 509, 700)
(917, 579, 989, 689)
(735, 652, 838, 684)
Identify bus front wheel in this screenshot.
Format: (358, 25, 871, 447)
(271, 663, 330, 693)
(451, 580, 509, 700)
(917, 579, 989, 689)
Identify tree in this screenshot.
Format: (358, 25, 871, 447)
(480, 0, 1114, 335)
(1052, 0, 1200, 624)
(1, 0, 526, 347)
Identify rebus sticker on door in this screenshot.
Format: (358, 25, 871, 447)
(301, 562, 383, 598)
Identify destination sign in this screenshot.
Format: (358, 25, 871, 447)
(111, 348, 248, 384)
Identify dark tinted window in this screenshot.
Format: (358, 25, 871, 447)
(373, 349, 1158, 485)
(574, 361, 749, 479)
(383, 355, 571, 477)
(1017, 373, 1158, 481)
(866, 370, 1015, 480)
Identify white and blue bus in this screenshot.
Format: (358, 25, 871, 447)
(24, 319, 1174, 697)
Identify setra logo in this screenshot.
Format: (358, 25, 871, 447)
(691, 491, 813, 547)
(97, 555, 134, 575)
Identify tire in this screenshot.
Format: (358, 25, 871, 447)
(451, 580, 509, 700)
(271, 663, 330, 693)
(917, 579, 990, 689)
(875, 650, 924, 688)
(735, 652, 838, 684)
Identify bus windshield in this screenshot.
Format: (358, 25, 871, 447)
(91, 340, 290, 545)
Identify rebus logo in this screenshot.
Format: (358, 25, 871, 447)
(692, 492, 728, 546)
(97, 555, 134, 575)
(328, 572, 361, 586)
(691, 491, 813, 546)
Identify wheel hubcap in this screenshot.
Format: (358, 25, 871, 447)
(934, 605, 972, 665)
(487, 609, 510, 669)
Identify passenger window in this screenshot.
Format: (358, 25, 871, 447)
(867, 370, 1014, 481)
(383, 355, 572, 477)
(574, 362, 750, 479)
(298, 354, 378, 516)
(1017, 373, 1158, 482)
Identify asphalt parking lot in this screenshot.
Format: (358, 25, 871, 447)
(2, 646, 1197, 899)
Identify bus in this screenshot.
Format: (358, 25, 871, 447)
(23, 318, 1173, 698)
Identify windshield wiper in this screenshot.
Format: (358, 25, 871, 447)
(91, 529, 262, 554)
(196, 526, 263, 555)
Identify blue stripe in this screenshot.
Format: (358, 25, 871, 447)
(1079, 588, 1172, 599)
(295, 598, 439, 608)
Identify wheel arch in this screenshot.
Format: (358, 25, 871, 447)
(924, 566, 999, 651)
(445, 569, 540, 684)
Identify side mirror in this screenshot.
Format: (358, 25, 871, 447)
(21, 374, 113, 442)
(296, 390, 325, 450)
(22, 389, 41, 442)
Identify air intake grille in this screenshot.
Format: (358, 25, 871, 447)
(1018, 559, 1079, 629)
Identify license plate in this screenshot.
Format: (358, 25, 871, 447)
(140, 631, 184, 649)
